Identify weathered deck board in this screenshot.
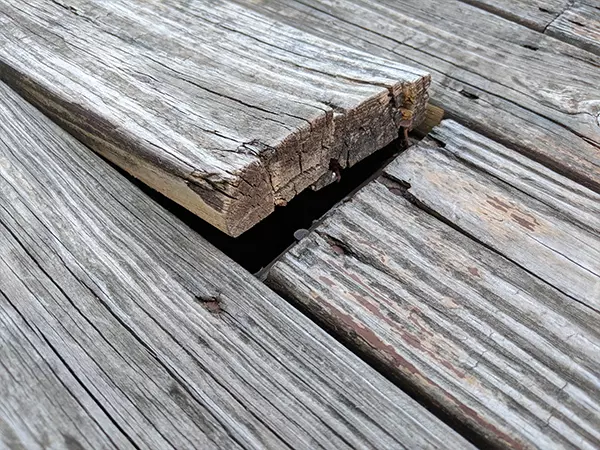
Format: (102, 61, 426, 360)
(0, 82, 470, 448)
(547, 2, 600, 56)
(0, 0, 429, 237)
(267, 122, 600, 449)
(459, 0, 569, 31)
(389, 120, 600, 311)
(460, 0, 600, 50)
(0, 290, 130, 449)
(237, 0, 600, 193)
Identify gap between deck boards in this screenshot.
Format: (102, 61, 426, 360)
(108, 133, 412, 274)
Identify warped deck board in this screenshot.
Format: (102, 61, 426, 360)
(267, 121, 600, 450)
(0, 0, 429, 237)
(0, 83, 470, 448)
(237, 0, 600, 192)
(547, 2, 600, 56)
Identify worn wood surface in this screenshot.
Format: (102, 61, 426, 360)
(0, 0, 429, 237)
(390, 120, 600, 311)
(238, 0, 600, 193)
(459, 0, 570, 31)
(0, 82, 470, 449)
(547, 2, 600, 55)
(0, 293, 131, 449)
(267, 121, 600, 449)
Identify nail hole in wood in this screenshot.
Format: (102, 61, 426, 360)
(194, 293, 225, 314)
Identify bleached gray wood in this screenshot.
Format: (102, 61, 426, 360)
(0, 82, 470, 448)
(267, 125, 600, 449)
(0, 0, 429, 237)
(547, 2, 600, 55)
(387, 120, 600, 311)
(459, 0, 570, 30)
(0, 290, 131, 449)
(236, 0, 600, 193)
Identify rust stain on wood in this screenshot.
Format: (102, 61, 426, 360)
(486, 196, 512, 212)
(486, 195, 541, 232)
(194, 293, 225, 315)
(510, 213, 539, 232)
(468, 267, 481, 277)
(323, 297, 526, 449)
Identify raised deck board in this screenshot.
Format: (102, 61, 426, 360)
(0, 83, 470, 448)
(0, 0, 429, 237)
(547, 2, 600, 56)
(238, 0, 600, 193)
(267, 121, 600, 449)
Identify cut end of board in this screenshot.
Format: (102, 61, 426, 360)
(216, 77, 431, 236)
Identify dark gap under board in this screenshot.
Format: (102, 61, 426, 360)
(117, 139, 407, 273)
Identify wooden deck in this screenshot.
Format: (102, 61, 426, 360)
(0, 81, 470, 449)
(1, 0, 599, 449)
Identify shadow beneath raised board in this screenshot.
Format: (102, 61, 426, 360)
(126, 139, 405, 273)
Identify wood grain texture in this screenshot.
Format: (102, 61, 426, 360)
(267, 123, 600, 449)
(388, 120, 600, 311)
(0, 0, 429, 237)
(0, 82, 469, 449)
(547, 2, 600, 55)
(237, 0, 600, 193)
(459, 0, 570, 31)
(0, 291, 131, 449)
